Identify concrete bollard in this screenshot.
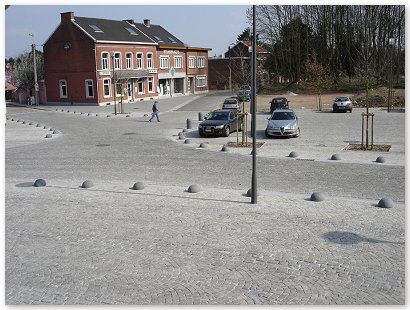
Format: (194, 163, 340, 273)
(198, 112, 204, 121)
(34, 179, 46, 187)
(187, 118, 192, 129)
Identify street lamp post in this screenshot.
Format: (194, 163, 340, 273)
(29, 33, 39, 106)
(110, 52, 117, 115)
(387, 38, 395, 113)
(251, 5, 257, 204)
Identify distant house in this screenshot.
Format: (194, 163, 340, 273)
(44, 12, 211, 105)
(208, 40, 269, 91)
(5, 81, 16, 101)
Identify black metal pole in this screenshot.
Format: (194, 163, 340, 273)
(251, 5, 257, 204)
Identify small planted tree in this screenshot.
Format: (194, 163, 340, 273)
(12, 50, 44, 92)
(303, 54, 331, 111)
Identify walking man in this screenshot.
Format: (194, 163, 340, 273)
(149, 101, 160, 122)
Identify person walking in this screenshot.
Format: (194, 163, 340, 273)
(149, 101, 160, 122)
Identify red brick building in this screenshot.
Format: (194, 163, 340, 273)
(44, 12, 211, 105)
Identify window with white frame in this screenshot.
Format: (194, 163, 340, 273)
(160, 56, 169, 69)
(147, 53, 153, 68)
(197, 76, 207, 88)
(136, 53, 143, 69)
(188, 56, 196, 68)
(114, 52, 121, 69)
(197, 56, 206, 68)
(59, 80, 67, 98)
(148, 77, 154, 93)
(138, 79, 145, 94)
(85, 79, 94, 98)
(126, 53, 133, 69)
(116, 83, 122, 96)
(103, 79, 111, 97)
(174, 56, 183, 69)
(102, 52, 109, 70)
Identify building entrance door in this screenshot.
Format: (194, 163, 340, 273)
(188, 77, 194, 94)
(127, 82, 133, 101)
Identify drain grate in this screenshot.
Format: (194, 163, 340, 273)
(123, 133, 137, 135)
(343, 143, 391, 152)
(96, 144, 110, 147)
(296, 158, 315, 161)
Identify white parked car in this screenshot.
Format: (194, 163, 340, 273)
(333, 96, 353, 113)
(265, 109, 300, 138)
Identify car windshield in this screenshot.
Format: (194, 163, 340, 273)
(337, 97, 349, 101)
(273, 98, 286, 104)
(208, 112, 229, 120)
(271, 112, 295, 120)
(224, 100, 237, 105)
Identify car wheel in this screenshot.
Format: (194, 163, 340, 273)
(223, 126, 230, 137)
(199, 131, 205, 137)
(294, 128, 300, 137)
(265, 129, 271, 138)
(349, 109, 353, 113)
(333, 107, 338, 113)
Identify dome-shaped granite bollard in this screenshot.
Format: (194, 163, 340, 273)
(53, 130, 60, 134)
(246, 189, 252, 197)
(36, 123, 41, 127)
(50, 128, 55, 131)
(107, 115, 110, 117)
(81, 180, 94, 188)
(187, 184, 201, 193)
(184, 139, 192, 144)
(186, 119, 192, 129)
(45, 134, 52, 138)
(22, 121, 27, 124)
(310, 192, 325, 202)
(88, 113, 92, 116)
(96, 114, 99, 117)
(17, 119, 21, 122)
(34, 178, 46, 187)
(221, 145, 229, 152)
(330, 154, 341, 160)
(126, 115, 130, 117)
(289, 151, 299, 158)
(11, 118, 14, 121)
(29, 122, 34, 125)
(43, 126, 48, 129)
(376, 156, 386, 163)
(55, 109, 59, 111)
(67, 110, 70, 112)
(377, 198, 394, 208)
(132, 182, 145, 190)
(199, 142, 209, 148)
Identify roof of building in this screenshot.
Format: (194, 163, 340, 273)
(73, 16, 157, 44)
(240, 40, 268, 53)
(132, 22, 185, 47)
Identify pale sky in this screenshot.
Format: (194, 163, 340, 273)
(5, 5, 250, 59)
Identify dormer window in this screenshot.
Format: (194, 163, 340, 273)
(125, 27, 138, 35)
(89, 24, 103, 33)
(168, 36, 177, 43)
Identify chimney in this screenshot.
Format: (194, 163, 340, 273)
(123, 19, 134, 24)
(144, 19, 151, 27)
(61, 12, 74, 24)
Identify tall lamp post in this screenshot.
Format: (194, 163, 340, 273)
(387, 38, 395, 113)
(29, 33, 39, 106)
(251, 5, 257, 204)
(110, 52, 117, 115)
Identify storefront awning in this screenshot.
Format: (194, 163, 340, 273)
(113, 69, 154, 80)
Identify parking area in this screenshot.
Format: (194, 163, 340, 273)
(169, 107, 405, 166)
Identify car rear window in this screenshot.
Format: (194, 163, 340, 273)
(273, 98, 286, 103)
(224, 99, 237, 104)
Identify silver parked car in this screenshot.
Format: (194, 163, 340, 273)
(333, 96, 353, 113)
(265, 109, 300, 138)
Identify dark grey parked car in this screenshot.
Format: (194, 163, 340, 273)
(237, 89, 251, 102)
(199, 109, 242, 137)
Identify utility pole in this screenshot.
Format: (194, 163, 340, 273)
(29, 33, 39, 106)
(251, 5, 257, 204)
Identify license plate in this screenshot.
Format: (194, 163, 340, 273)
(205, 129, 212, 132)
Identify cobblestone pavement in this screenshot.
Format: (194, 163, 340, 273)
(5, 182, 405, 305)
(5, 94, 405, 305)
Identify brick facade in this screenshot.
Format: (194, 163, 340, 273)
(44, 12, 211, 105)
